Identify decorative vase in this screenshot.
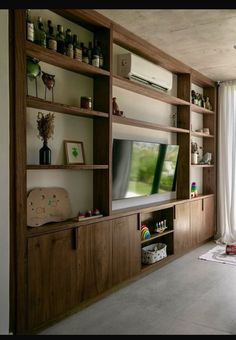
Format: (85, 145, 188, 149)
(191, 153, 198, 165)
(39, 141, 51, 165)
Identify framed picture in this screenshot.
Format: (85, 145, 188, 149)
(64, 140, 85, 165)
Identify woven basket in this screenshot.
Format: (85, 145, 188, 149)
(141, 243, 167, 264)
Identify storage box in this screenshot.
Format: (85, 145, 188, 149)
(141, 243, 167, 264)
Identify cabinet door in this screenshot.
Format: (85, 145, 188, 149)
(27, 229, 81, 330)
(79, 221, 112, 301)
(112, 215, 141, 285)
(190, 199, 203, 246)
(201, 197, 215, 242)
(174, 203, 191, 254)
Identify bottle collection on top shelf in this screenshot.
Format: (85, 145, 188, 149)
(26, 9, 104, 69)
(191, 89, 212, 110)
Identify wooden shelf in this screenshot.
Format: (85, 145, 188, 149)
(27, 96, 109, 119)
(191, 164, 214, 168)
(112, 115, 189, 134)
(141, 229, 174, 244)
(191, 104, 215, 115)
(27, 164, 108, 170)
(113, 75, 190, 106)
(26, 41, 110, 77)
(191, 131, 214, 138)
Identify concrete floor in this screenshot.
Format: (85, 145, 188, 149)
(40, 241, 236, 335)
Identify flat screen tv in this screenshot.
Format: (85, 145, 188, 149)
(112, 139, 179, 200)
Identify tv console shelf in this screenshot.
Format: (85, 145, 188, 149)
(12, 9, 217, 334)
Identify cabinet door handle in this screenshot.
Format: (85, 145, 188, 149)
(173, 205, 176, 220)
(72, 228, 78, 250)
(137, 213, 141, 230)
(202, 199, 204, 211)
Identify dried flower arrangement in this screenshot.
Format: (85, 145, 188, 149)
(37, 112, 55, 142)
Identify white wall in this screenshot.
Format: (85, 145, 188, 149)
(0, 9, 9, 335)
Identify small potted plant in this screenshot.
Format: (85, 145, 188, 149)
(37, 112, 55, 165)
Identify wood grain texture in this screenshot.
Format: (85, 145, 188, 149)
(112, 215, 141, 285)
(112, 115, 189, 134)
(26, 41, 110, 77)
(27, 96, 109, 119)
(113, 75, 190, 106)
(177, 73, 191, 102)
(190, 199, 203, 246)
(27, 229, 82, 330)
(191, 131, 214, 138)
(191, 104, 215, 115)
(14, 10, 27, 334)
(174, 202, 191, 254)
(202, 196, 215, 240)
(177, 133, 191, 199)
(191, 69, 215, 88)
(141, 229, 174, 244)
(177, 106, 191, 130)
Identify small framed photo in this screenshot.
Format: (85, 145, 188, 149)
(64, 140, 85, 165)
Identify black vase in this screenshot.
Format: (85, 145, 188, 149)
(39, 141, 51, 165)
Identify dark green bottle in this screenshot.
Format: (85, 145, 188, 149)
(56, 25, 65, 55)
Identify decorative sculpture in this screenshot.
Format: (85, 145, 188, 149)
(26, 57, 41, 97)
(112, 97, 124, 116)
(42, 71, 56, 102)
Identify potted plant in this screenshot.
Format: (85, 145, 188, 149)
(37, 112, 55, 165)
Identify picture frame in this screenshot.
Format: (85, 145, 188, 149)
(64, 140, 85, 165)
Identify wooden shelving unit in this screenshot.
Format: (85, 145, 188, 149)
(27, 96, 109, 118)
(112, 115, 189, 134)
(191, 131, 214, 138)
(141, 229, 174, 244)
(191, 104, 215, 115)
(27, 164, 109, 170)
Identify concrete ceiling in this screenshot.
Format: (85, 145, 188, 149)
(98, 9, 236, 81)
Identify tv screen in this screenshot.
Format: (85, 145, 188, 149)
(112, 139, 179, 200)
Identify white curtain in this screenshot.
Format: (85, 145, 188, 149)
(217, 80, 236, 244)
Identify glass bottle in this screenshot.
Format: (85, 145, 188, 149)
(26, 9, 34, 42)
(73, 34, 82, 61)
(34, 17, 46, 48)
(39, 140, 51, 165)
(87, 41, 93, 64)
(47, 21, 57, 51)
(92, 40, 100, 68)
(81, 42, 89, 64)
(98, 41, 104, 68)
(65, 28, 74, 58)
(56, 25, 65, 55)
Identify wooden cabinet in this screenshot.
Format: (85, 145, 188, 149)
(112, 215, 140, 285)
(174, 202, 191, 254)
(190, 199, 203, 246)
(27, 229, 82, 330)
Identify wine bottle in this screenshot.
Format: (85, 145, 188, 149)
(56, 25, 65, 55)
(73, 34, 82, 61)
(47, 20, 57, 51)
(92, 40, 100, 68)
(65, 28, 73, 58)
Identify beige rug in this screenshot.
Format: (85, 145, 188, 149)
(199, 245, 236, 266)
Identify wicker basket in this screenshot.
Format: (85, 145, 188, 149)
(141, 243, 167, 264)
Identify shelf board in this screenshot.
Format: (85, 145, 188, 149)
(191, 104, 215, 115)
(27, 96, 109, 119)
(26, 41, 110, 77)
(191, 164, 214, 168)
(191, 131, 214, 138)
(141, 229, 174, 244)
(141, 254, 175, 272)
(113, 75, 190, 106)
(112, 115, 189, 134)
(27, 164, 109, 170)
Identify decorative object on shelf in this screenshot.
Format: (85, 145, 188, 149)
(76, 208, 103, 221)
(141, 224, 151, 240)
(37, 112, 55, 165)
(171, 112, 177, 127)
(203, 128, 210, 135)
(191, 141, 199, 164)
(42, 71, 55, 102)
(27, 187, 72, 227)
(80, 96, 92, 110)
(191, 181, 198, 198)
(200, 152, 212, 165)
(64, 140, 85, 164)
(26, 57, 41, 97)
(195, 128, 203, 133)
(112, 97, 124, 116)
(154, 220, 167, 233)
(205, 96, 212, 111)
(141, 242, 167, 264)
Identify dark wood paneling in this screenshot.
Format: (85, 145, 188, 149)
(27, 229, 81, 330)
(203, 167, 215, 195)
(27, 164, 108, 170)
(79, 221, 113, 301)
(191, 69, 215, 88)
(190, 199, 203, 246)
(112, 216, 141, 285)
(177, 73, 191, 102)
(174, 202, 191, 253)
(113, 75, 190, 106)
(94, 28, 111, 72)
(177, 133, 190, 199)
(203, 196, 215, 239)
(14, 9, 27, 334)
(177, 106, 190, 131)
(204, 86, 217, 112)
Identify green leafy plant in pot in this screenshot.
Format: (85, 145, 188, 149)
(37, 112, 55, 165)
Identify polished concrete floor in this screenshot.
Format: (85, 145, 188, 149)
(40, 241, 236, 335)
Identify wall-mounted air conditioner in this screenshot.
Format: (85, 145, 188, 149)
(117, 53, 173, 92)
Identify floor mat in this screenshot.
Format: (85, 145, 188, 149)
(199, 245, 236, 266)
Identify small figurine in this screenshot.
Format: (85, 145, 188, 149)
(42, 71, 55, 102)
(205, 97, 212, 111)
(112, 97, 124, 116)
(93, 208, 101, 216)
